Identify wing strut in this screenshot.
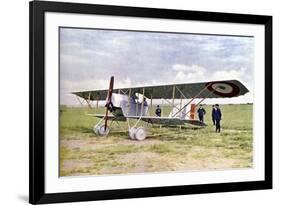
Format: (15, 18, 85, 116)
(172, 84, 211, 118)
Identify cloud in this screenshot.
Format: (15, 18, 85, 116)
(172, 64, 251, 88)
(173, 64, 207, 83)
(202, 42, 223, 51)
(212, 67, 245, 81)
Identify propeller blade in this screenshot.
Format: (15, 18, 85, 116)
(104, 76, 114, 131)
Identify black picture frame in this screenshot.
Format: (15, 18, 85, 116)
(29, 0, 272, 204)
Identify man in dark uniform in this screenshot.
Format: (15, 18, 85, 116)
(155, 105, 161, 117)
(197, 104, 206, 123)
(212, 105, 216, 125)
(214, 104, 222, 132)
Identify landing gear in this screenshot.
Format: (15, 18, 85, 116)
(93, 76, 114, 137)
(129, 127, 147, 141)
(135, 127, 147, 141)
(93, 124, 110, 136)
(129, 127, 137, 140)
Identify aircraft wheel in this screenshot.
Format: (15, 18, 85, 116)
(135, 127, 146, 141)
(94, 125, 110, 136)
(129, 127, 137, 140)
(93, 125, 101, 135)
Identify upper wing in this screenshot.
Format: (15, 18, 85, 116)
(72, 80, 249, 100)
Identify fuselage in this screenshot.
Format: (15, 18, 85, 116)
(110, 93, 149, 117)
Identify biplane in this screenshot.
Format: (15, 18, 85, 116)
(72, 76, 249, 141)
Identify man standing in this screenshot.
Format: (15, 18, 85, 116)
(155, 105, 162, 117)
(214, 104, 222, 132)
(142, 98, 148, 116)
(197, 104, 206, 123)
(212, 105, 216, 125)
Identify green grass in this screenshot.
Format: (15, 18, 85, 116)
(59, 104, 253, 176)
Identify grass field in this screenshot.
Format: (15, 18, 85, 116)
(59, 104, 253, 176)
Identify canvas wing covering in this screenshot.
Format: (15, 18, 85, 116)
(126, 116, 207, 126)
(87, 113, 126, 121)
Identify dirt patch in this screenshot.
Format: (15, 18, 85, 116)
(175, 147, 242, 171)
(60, 137, 164, 150)
(62, 159, 92, 171)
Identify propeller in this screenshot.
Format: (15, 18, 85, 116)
(104, 76, 114, 131)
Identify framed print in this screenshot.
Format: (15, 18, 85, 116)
(29, 0, 272, 204)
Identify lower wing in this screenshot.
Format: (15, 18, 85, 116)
(88, 114, 206, 126)
(127, 116, 207, 127)
(87, 114, 126, 121)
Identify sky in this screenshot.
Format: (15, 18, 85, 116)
(59, 27, 254, 106)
